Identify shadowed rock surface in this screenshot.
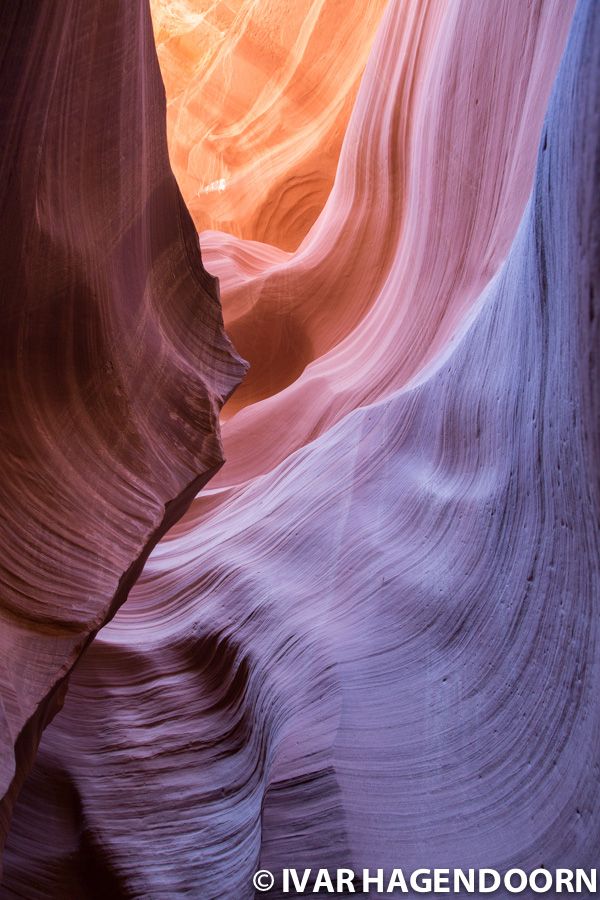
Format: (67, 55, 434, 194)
(0, 0, 245, 854)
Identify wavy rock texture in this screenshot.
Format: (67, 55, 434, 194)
(150, 0, 388, 250)
(3, 0, 598, 897)
(201, 0, 574, 440)
(0, 0, 245, 856)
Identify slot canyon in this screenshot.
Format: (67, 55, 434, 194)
(0, 1, 598, 897)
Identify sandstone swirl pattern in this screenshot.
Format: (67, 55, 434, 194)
(150, 0, 388, 250)
(0, 0, 245, 856)
(2, 0, 598, 897)
(201, 0, 575, 427)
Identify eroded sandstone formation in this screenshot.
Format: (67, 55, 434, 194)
(150, 0, 388, 250)
(202, 0, 575, 437)
(2, 0, 598, 897)
(0, 0, 245, 856)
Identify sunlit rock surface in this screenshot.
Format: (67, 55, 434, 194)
(3, 0, 598, 897)
(201, 0, 574, 428)
(0, 0, 245, 855)
(186, 0, 575, 523)
(150, 0, 388, 251)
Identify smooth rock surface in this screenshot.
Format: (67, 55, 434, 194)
(150, 0, 388, 250)
(2, 1, 597, 897)
(200, 0, 574, 445)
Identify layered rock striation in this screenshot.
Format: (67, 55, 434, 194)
(2, 0, 598, 897)
(150, 0, 388, 250)
(201, 0, 575, 460)
(0, 0, 245, 856)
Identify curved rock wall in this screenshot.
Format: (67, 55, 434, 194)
(0, 0, 245, 856)
(150, 0, 388, 250)
(2, 0, 598, 897)
(203, 0, 575, 434)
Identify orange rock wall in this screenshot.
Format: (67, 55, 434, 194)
(150, 0, 388, 249)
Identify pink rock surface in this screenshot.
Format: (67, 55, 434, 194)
(3, 1, 598, 897)
(199, 0, 574, 486)
(0, 0, 245, 853)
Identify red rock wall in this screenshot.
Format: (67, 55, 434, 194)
(0, 0, 245, 853)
